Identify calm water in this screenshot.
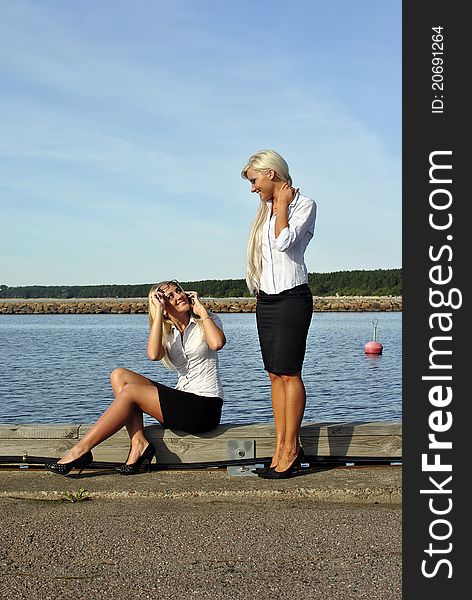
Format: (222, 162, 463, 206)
(0, 312, 401, 425)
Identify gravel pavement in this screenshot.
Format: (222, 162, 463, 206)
(0, 466, 402, 599)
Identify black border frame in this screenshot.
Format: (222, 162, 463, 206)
(403, 1, 466, 596)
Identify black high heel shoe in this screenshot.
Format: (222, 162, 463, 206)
(115, 443, 156, 475)
(258, 448, 305, 479)
(253, 465, 276, 475)
(47, 451, 93, 478)
(253, 458, 279, 475)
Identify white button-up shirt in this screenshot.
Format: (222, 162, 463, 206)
(260, 192, 317, 294)
(166, 314, 224, 399)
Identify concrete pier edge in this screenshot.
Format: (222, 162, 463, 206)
(0, 466, 402, 505)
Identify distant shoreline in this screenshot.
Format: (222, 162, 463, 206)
(0, 296, 402, 314)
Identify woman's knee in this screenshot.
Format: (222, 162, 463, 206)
(269, 372, 301, 384)
(110, 367, 128, 388)
(280, 372, 301, 384)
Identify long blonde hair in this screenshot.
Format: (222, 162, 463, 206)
(148, 282, 205, 371)
(241, 150, 292, 294)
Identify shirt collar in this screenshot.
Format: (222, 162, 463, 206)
(288, 190, 301, 211)
(169, 315, 197, 339)
(267, 190, 301, 215)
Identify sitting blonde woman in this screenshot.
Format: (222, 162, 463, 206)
(48, 280, 226, 476)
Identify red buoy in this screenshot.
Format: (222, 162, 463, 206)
(364, 340, 383, 354)
(364, 319, 383, 354)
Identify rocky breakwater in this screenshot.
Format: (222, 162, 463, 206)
(0, 296, 401, 314)
(314, 296, 402, 312)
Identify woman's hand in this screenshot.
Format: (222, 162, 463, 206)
(274, 183, 299, 238)
(151, 291, 165, 315)
(148, 291, 166, 360)
(185, 291, 204, 317)
(186, 290, 226, 351)
(278, 182, 299, 207)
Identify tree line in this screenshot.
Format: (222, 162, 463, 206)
(0, 269, 402, 299)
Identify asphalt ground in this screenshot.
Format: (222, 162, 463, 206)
(0, 465, 402, 599)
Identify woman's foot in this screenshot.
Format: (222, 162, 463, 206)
(115, 442, 156, 475)
(47, 450, 94, 477)
(56, 445, 90, 465)
(269, 449, 283, 469)
(124, 440, 152, 465)
(273, 446, 302, 473)
(259, 448, 305, 480)
(253, 450, 281, 475)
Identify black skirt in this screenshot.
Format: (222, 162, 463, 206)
(150, 381, 223, 434)
(256, 283, 313, 375)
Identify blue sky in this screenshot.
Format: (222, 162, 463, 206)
(0, 0, 401, 286)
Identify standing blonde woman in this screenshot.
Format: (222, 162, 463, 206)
(241, 150, 317, 479)
(47, 280, 226, 477)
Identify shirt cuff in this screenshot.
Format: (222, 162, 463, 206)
(274, 227, 291, 251)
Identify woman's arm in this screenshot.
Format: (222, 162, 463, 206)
(147, 292, 166, 360)
(274, 187, 316, 251)
(274, 182, 296, 238)
(187, 291, 226, 351)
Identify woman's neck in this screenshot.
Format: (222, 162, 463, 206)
(169, 312, 190, 334)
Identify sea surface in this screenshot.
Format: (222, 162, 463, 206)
(0, 312, 401, 425)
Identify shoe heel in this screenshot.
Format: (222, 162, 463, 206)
(75, 451, 93, 478)
(115, 443, 155, 476)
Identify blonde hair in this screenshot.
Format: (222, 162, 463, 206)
(148, 281, 204, 371)
(241, 150, 292, 294)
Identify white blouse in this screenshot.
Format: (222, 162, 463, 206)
(260, 191, 317, 294)
(166, 314, 224, 399)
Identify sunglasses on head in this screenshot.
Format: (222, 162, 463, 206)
(156, 280, 185, 300)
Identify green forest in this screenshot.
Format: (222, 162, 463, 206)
(0, 269, 402, 299)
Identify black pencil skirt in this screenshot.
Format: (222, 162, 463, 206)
(256, 283, 313, 375)
(150, 381, 223, 434)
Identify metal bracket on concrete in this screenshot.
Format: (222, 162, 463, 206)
(20, 450, 30, 469)
(226, 440, 258, 476)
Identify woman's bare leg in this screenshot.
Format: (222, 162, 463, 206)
(57, 383, 163, 464)
(110, 368, 156, 463)
(274, 372, 306, 473)
(110, 367, 154, 396)
(269, 372, 286, 468)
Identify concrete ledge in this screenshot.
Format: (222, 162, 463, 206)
(0, 466, 402, 505)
